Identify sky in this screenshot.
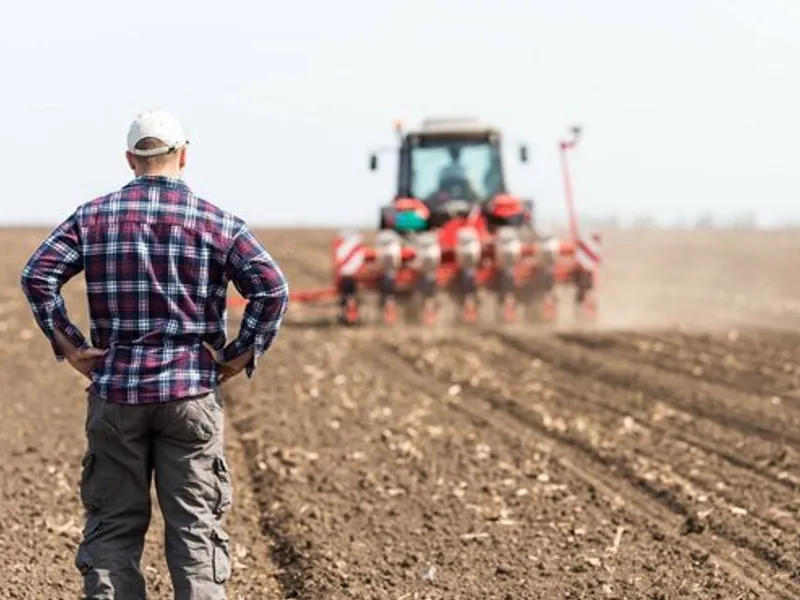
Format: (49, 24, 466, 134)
(1, 0, 799, 228)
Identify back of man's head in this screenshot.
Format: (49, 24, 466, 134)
(126, 110, 189, 176)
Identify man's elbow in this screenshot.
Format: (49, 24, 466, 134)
(266, 265, 289, 309)
(279, 285, 290, 320)
(270, 281, 290, 321)
(19, 264, 52, 303)
(19, 265, 35, 297)
(241, 263, 290, 312)
(279, 277, 290, 304)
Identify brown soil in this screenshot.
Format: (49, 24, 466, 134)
(2, 227, 800, 599)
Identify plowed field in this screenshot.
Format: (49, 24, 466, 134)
(2, 227, 800, 599)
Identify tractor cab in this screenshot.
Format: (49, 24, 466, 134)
(370, 117, 530, 231)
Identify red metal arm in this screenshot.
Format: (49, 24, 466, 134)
(559, 126, 582, 243)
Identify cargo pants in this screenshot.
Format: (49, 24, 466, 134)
(75, 390, 233, 600)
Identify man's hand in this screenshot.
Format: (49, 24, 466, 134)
(65, 346, 107, 380)
(54, 328, 106, 381)
(203, 342, 254, 385)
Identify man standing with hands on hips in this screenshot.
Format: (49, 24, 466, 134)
(19, 109, 289, 599)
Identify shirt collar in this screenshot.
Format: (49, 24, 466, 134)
(124, 175, 191, 191)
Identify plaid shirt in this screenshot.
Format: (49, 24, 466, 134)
(20, 175, 289, 404)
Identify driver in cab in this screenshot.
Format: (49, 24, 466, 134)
(434, 146, 479, 201)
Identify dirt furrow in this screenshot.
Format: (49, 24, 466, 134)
(411, 332, 800, 580)
(226, 328, 608, 599)
(556, 330, 800, 407)
(454, 331, 800, 487)
(438, 332, 800, 496)
(488, 330, 800, 522)
(224, 327, 761, 598)
(379, 335, 795, 598)
(492, 330, 800, 450)
(490, 330, 800, 478)
(640, 329, 800, 358)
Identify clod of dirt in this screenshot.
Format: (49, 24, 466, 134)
(460, 532, 490, 542)
(584, 556, 602, 568)
(421, 564, 438, 582)
(680, 509, 711, 535)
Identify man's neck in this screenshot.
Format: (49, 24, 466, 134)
(135, 169, 182, 179)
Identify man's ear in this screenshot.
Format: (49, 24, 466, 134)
(125, 151, 136, 171)
(179, 146, 187, 169)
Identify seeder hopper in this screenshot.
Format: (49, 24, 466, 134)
(282, 117, 601, 327)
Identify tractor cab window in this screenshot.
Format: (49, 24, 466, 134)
(407, 138, 503, 203)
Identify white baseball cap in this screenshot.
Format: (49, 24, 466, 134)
(127, 109, 189, 157)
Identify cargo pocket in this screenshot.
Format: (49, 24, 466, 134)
(211, 529, 231, 584)
(212, 456, 233, 517)
(79, 448, 119, 512)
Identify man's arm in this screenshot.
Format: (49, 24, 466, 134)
(19, 211, 89, 360)
(221, 225, 289, 378)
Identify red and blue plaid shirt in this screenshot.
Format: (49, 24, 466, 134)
(20, 175, 289, 404)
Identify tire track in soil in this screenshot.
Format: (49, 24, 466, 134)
(642, 328, 800, 358)
(362, 340, 765, 599)
(492, 330, 800, 450)
(486, 330, 800, 588)
(378, 333, 799, 599)
(488, 330, 800, 541)
(425, 332, 800, 581)
(585, 331, 800, 406)
(496, 330, 800, 477)
(445, 331, 800, 493)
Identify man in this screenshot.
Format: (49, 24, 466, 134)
(437, 145, 468, 184)
(19, 109, 289, 599)
(434, 145, 479, 201)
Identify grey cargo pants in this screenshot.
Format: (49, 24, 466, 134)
(75, 390, 233, 600)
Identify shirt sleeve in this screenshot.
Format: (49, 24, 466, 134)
(221, 225, 289, 377)
(19, 211, 89, 360)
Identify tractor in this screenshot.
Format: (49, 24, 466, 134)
(280, 117, 601, 327)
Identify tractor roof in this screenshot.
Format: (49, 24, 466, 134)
(411, 117, 499, 137)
